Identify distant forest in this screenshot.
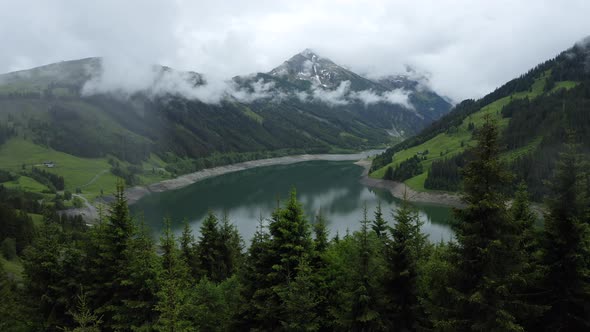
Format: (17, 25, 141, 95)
(1, 118, 589, 331)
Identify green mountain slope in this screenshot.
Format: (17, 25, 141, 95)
(371, 38, 590, 200)
(0, 51, 451, 199)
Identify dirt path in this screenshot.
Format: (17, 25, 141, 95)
(355, 159, 464, 207)
(80, 169, 109, 188)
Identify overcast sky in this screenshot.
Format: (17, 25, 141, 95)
(2, 0, 590, 101)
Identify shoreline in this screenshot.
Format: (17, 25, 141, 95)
(355, 159, 464, 208)
(124, 150, 383, 204)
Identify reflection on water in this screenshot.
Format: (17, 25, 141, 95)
(131, 161, 454, 244)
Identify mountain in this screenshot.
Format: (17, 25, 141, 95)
(268, 49, 378, 90)
(370, 38, 590, 200)
(253, 49, 452, 129)
(0, 50, 451, 198)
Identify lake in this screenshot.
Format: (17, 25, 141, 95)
(131, 160, 454, 244)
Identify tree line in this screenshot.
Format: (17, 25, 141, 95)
(1, 117, 589, 331)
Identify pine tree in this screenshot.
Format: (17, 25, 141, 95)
(383, 198, 426, 331)
(372, 201, 388, 239)
(537, 140, 590, 331)
(446, 116, 526, 331)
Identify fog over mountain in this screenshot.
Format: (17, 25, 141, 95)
(2, 1, 590, 102)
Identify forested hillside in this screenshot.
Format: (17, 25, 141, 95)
(371, 39, 590, 199)
(0, 53, 450, 199)
(1, 118, 588, 331)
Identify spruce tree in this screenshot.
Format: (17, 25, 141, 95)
(116, 219, 160, 330)
(268, 189, 313, 283)
(197, 210, 223, 282)
(235, 217, 274, 330)
(22, 221, 67, 328)
(179, 219, 199, 281)
(155, 218, 191, 331)
(446, 116, 526, 331)
(372, 201, 388, 239)
(311, 212, 331, 330)
(84, 181, 147, 330)
(537, 141, 590, 331)
(189, 277, 236, 331)
(350, 205, 380, 331)
(65, 289, 102, 332)
(264, 189, 314, 329)
(278, 257, 320, 331)
(313, 211, 329, 254)
(509, 183, 545, 329)
(511, 183, 539, 258)
(1, 260, 32, 331)
(384, 198, 426, 331)
(218, 212, 243, 281)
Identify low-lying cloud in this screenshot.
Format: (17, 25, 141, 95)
(80, 59, 415, 108)
(81, 58, 276, 104)
(308, 80, 414, 108)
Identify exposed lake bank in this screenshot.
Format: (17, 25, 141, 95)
(355, 159, 464, 208)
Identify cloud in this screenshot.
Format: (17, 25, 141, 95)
(350, 90, 382, 106)
(309, 80, 414, 108)
(381, 90, 413, 109)
(81, 57, 160, 98)
(311, 81, 351, 106)
(81, 58, 285, 104)
(229, 79, 278, 103)
(2, 1, 590, 101)
(348, 89, 414, 109)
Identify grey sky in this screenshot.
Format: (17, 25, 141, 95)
(1, 0, 589, 101)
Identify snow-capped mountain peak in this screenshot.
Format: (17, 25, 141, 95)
(269, 49, 349, 88)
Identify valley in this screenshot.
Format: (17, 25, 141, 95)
(2, 4, 590, 329)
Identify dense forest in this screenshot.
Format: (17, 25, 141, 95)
(1, 118, 589, 331)
(383, 155, 424, 182)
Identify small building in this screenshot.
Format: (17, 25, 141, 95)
(43, 161, 55, 168)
